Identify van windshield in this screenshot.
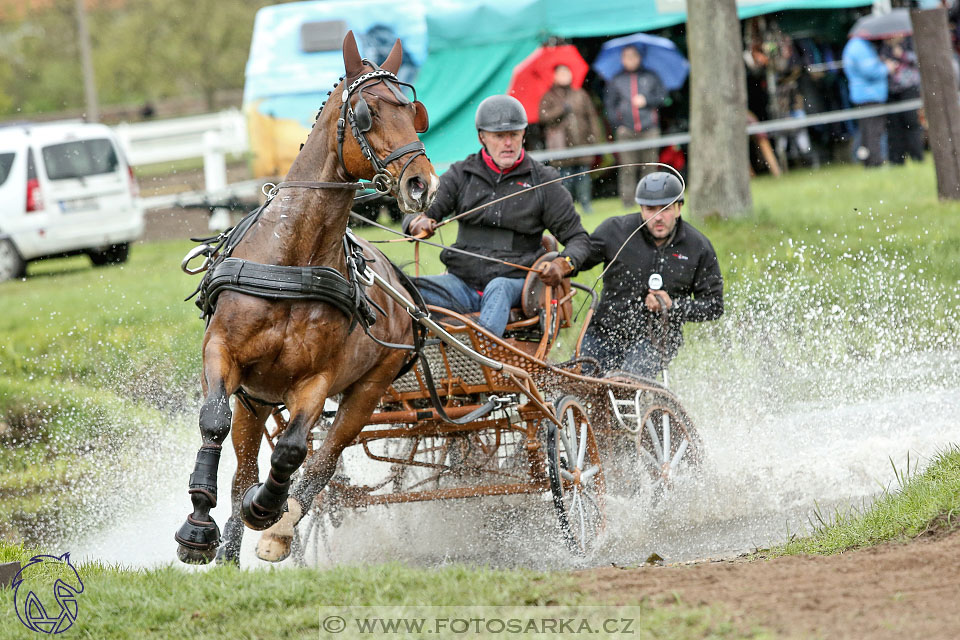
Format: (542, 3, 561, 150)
(0, 152, 13, 186)
(41, 138, 119, 180)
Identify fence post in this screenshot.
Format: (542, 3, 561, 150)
(203, 130, 231, 230)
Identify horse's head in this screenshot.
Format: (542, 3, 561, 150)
(334, 30, 438, 214)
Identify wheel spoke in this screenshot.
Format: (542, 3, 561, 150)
(577, 420, 588, 470)
(645, 417, 664, 462)
(560, 469, 575, 482)
(566, 407, 578, 462)
(662, 413, 671, 461)
(637, 443, 660, 469)
(576, 495, 587, 548)
(668, 438, 689, 474)
(558, 425, 574, 468)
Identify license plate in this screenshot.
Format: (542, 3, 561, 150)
(60, 197, 99, 213)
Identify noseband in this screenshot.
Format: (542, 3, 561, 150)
(337, 62, 429, 196)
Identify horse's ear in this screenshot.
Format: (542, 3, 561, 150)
(342, 30, 364, 78)
(381, 38, 403, 74)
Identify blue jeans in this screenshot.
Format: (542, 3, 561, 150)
(580, 326, 672, 379)
(414, 273, 525, 337)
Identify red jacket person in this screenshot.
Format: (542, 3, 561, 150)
(403, 95, 591, 336)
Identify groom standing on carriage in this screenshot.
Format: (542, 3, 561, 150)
(403, 95, 592, 336)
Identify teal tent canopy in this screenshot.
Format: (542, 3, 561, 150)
(417, 0, 872, 168)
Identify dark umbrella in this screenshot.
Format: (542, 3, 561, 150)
(592, 32, 689, 90)
(848, 8, 913, 40)
(507, 45, 589, 124)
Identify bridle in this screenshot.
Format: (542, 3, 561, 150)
(336, 61, 429, 197)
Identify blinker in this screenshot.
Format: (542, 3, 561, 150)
(353, 97, 372, 133)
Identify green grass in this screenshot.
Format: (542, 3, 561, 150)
(0, 540, 771, 640)
(763, 445, 960, 557)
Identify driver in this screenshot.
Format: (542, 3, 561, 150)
(578, 172, 723, 378)
(403, 95, 591, 337)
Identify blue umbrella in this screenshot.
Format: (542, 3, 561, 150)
(593, 32, 689, 90)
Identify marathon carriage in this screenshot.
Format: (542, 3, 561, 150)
(261, 250, 703, 559)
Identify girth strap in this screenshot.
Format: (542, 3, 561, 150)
(200, 258, 375, 327)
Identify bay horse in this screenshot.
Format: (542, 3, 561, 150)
(175, 31, 438, 565)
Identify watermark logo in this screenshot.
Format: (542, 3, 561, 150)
(12, 553, 84, 634)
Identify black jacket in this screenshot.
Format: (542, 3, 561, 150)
(582, 214, 723, 346)
(403, 150, 591, 290)
(603, 69, 666, 132)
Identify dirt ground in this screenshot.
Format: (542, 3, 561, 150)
(582, 529, 960, 639)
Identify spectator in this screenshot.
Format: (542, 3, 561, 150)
(539, 64, 605, 213)
(603, 45, 666, 207)
(881, 37, 924, 164)
(842, 36, 891, 167)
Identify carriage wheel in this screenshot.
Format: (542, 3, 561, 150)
(546, 396, 605, 554)
(636, 396, 703, 502)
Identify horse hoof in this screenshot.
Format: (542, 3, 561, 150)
(255, 499, 303, 563)
(174, 514, 220, 564)
(241, 483, 282, 531)
(177, 544, 217, 565)
(255, 533, 292, 563)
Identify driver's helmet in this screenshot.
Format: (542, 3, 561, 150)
(475, 95, 528, 132)
(635, 172, 684, 205)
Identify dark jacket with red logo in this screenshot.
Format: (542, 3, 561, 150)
(402, 150, 591, 290)
(581, 214, 723, 347)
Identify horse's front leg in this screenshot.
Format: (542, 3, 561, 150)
(240, 375, 331, 532)
(255, 373, 395, 563)
(175, 340, 241, 564)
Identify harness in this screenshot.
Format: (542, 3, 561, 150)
(187, 200, 375, 331)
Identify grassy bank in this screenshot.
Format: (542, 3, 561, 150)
(0, 541, 769, 640)
(765, 445, 960, 557)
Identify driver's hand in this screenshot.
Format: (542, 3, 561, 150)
(538, 257, 573, 287)
(408, 214, 436, 239)
(645, 290, 673, 312)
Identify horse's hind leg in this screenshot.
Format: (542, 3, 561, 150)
(241, 375, 330, 533)
(255, 379, 385, 563)
(215, 400, 271, 566)
(175, 342, 240, 564)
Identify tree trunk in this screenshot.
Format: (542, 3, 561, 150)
(911, 7, 960, 200)
(687, 0, 753, 218)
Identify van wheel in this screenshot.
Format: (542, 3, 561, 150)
(89, 243, 130, 266)
(0, 239, 26, 282)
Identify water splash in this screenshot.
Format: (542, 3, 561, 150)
(26, 229, 960, 569)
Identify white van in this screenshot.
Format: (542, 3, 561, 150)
(0, 121, 144, 282)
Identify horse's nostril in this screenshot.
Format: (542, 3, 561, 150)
(407, 177, 426, 202)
